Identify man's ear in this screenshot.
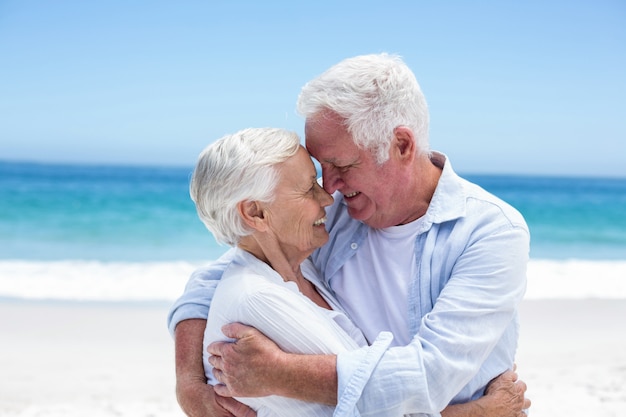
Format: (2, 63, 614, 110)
(237, 200, 268, 232)
(392, 126, 416, 163)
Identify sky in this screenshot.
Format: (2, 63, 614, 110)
(0, 0, 624, 177)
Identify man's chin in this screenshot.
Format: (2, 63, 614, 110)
(347, 205, 374, 224)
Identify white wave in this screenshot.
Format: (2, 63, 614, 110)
(1, 258, 625, 302)
(0, 260, 202, 302)
(526, 258, 626, 299)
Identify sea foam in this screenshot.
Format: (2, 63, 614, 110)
(0, 260, 199, 302)
(1, 259, 625, 302)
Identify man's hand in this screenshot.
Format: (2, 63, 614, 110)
(208, 322, 287, 398)
(175, 319, 256, 417)
(209, 322, 338, 404)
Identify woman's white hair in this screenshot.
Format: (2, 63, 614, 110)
(190, 127, 301, 246)
(297, 53, 430, 164)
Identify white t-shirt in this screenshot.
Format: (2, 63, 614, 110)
(333, 219, 421, 346)
(203, 248, 367, 417)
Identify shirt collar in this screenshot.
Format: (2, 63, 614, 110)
(231, 247, 288, 286)
(422, 151, 467, 227)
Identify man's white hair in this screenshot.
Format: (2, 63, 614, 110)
(297, 53, 430, 164)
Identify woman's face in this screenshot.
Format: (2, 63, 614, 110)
(262, 146, 334, 260)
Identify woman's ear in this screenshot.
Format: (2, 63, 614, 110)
(237, 200, 268, 231)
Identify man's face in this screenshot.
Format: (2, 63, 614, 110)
(304, 113, 403, 229)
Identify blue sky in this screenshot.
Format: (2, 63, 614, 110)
(1, 0, 624, 177)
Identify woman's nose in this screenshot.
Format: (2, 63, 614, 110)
(316, 184, 334, 207)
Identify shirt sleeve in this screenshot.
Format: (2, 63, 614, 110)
(336, 224, 529, 416)
(167, 248, 236, 336)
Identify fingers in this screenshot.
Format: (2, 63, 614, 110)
(516, 379, 527, 394)
(517, 379, 531, 410)
(207, 323, 256, 357)
(215, 395, 257, 417)
(212, 367, 224, 383)
(212, 368, 235, 398)
(524, 397, 532, 410)
(515, 377, 531, 411)
(486, 367, 517, 394)
(502, 367, 519, 382)
(208, 340, 228, 357)
(214, 382, 234, 398)
(208, 350, 224, 370)
(221, 322, 257, 339)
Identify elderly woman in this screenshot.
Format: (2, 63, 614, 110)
(190, 128, 525, 417)
(191, 127, 365, 416)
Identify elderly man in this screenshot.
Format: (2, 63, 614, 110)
(169, 53, 530, 417)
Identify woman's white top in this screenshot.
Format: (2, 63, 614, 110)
(203, 248, 367, 417)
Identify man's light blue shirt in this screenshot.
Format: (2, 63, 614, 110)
(167, 153, 529, 416)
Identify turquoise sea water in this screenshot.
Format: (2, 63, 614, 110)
(1, 160, 625, 262)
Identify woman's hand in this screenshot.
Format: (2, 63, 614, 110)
(441, 366, 530, 417)
(482, 366, 531, 417)
(176, 376, 255, 417)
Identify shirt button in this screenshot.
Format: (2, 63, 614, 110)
(350, 243, 358, 250)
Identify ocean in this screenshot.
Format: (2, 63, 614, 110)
(1, 160, 625, 302)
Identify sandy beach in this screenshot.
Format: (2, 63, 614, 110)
(1, 298, 625, 416)
(517, 299, 626, 416)
(0, 301, 181, 417)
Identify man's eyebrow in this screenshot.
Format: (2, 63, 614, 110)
(323, 158, 353, 166)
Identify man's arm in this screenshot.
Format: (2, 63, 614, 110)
(209, 325, 530, 416)
(175, 319, 219, 416)
(175, 319, 255, 417)
(167, 249, 237, 336)
(169, 249, 255, 416)
(210, 330, 531, 416)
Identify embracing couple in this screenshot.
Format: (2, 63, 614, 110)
(168, 53, 531, 417)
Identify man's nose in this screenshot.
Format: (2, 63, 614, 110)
(322, 167, 343, 194)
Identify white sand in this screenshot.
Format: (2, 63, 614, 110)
(516, 299, 626, 416)
(0, 301, 183, 417)
(1, 297, 625, 416)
